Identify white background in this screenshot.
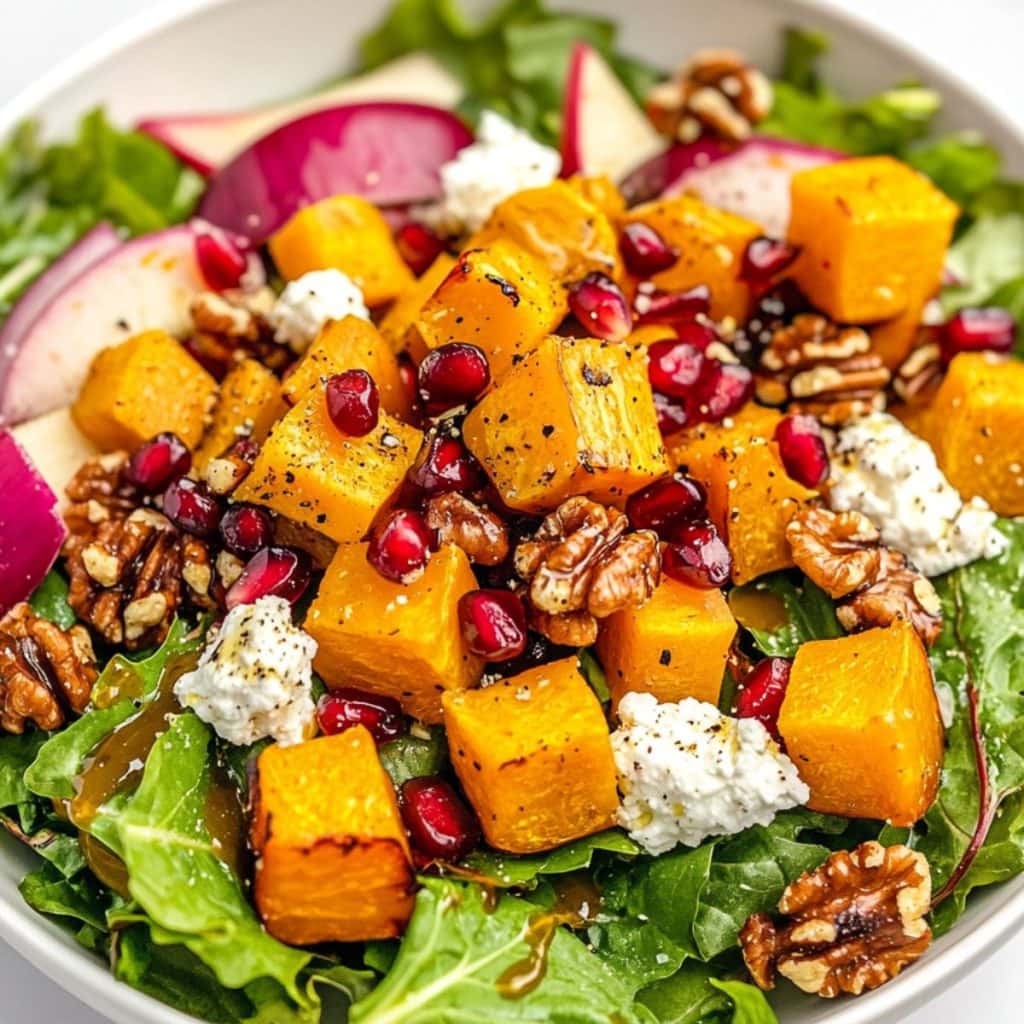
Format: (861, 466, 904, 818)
(0, 0, 1022, 1021)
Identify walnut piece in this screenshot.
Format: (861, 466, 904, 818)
(63, 452, 141, 538)
(892, 338, 943, 406)
(425, 493, 509, 566)
(740, 841, 932, 998)
(188, 287, 291, 373)
(787, 507, 882, 599)
(0, 604, 97, 733)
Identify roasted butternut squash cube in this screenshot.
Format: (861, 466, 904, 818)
(269, 194, 413, 306)
(778, 622, 943, 826)
(788, 156, 959, 324)
(72, 330, 217, 451)
(234, 389, 420, 543)
(195, 359, 287, 469)
(620, 196, 761, 321)
(916, 352, 1024, 515)
(282, 315, 411, 420)
(468, 181, 621, 282)
(669, 407, 818, 583)
(306, 542, 482, 723)
(598, 577, 736, 709)
(251, 728, 414, 944)
(378, 253, 456, 360)
(414, 242, 564, 383)
(463, 335, 669, 512)
(566, 175, 627, 219)
(868, 300, 929, 369)
(443, 658, 619, 853)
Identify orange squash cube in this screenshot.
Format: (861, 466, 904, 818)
(868, 300, 929, 369)
(195, 359, 287, 469)
(306, 542, 482, 723)
(378, 253, 456, 360)
(619, 196, 761, 321)
(598, 577, 736, 709)
(251, 728, 414, 944)
(778, 622, 943, 826)
(443, 658, 619, 853)
(788, 156, 958, 324)
(565, 175, 627, 219)
(463, 335, 668, 512)
(269, 194, 413, 306)
(234, 388, 420, 543)
(414, 242, 564, 383)
(72, 330, 217, 451)
(282, 315, 411, 420)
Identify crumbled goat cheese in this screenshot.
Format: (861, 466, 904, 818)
(828, 412, 1007, 577)
(612, 693, 809, 855)
(267, 269, 369, 352)
(174, 596, 317, 747)
(415, 110, 561, 236)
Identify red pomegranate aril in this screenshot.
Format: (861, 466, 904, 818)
(568, 272, 632, 342)
(775, 415, 830, 488)
(219, 503, 275, 556)
(635, 284, 711, 325)
(368, 509, 433, 583)
(734, 657, 792, 742)
(195, 229, 250, 292)
(741, 236, 801, 286)
(400, 776, 481, 862)
(396, 222, 445, 276)
(648, 339, 706, 399)
(941, 307, 1016, 363)
(619, 222, 679, 276)
(662, 520, 732, 589)
(225, 546, 312, 609)
(126, 432, 191, 492)
(654, 392, 689, 435)
(317, 687, 406, 744)
(458, 589, 528, 661)
(417, 343, 491, 411)
(693, 360, 754, 422)
(626, 474, 707, 537)
(325, 369, 380, 436)
(408, 433, 483, 496)
(162, 477, 222, 538)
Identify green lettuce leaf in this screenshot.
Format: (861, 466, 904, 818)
(942, 212, 1024, 313)
(19, 860, 111, 949)
(729, 573, 842, 658)
(378, 727, 448, 787)
(28, 570, 76, 629)
(905, 135, 1001, 209)
(708, 980, 777, 1024)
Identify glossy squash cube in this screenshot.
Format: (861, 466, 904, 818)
(778, 621, 943, 826)
(789, 156, 959, 323)
(463, 335, 668, 512)
(305, 542, 482, 723)
(443, 657, 619, 853)
(378, 253, 456, 360)
(251, 728, 414, 944)
(72, 330, 218, 451)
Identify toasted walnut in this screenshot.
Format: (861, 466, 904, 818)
(190, 290, 263, 341)
(647, 48, 772, 143)
(425, 493, 509, 566)
(202, 438, 260, 496)
(787, 507, 882, 599)
(528, 606, 599, 647)
(188, 287, 290, 373)
(740, 841, 931, 998)
(892, 338, 943, 406)
(0, 604, 97, 733)
(63, 452, 141, 539)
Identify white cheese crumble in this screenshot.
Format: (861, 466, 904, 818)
(828, 412, 1007, 577)
(267, 269, 370, 352)
(174, 596, 317, 747)
(415, 110, 561, 236)
(611, 693, 809, 855)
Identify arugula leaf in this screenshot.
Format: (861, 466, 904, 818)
(379, 727, 447, 787)
(729, 573, 842, 658)
(349, 877, 650, 1023)
(578, 648, 610, 702)
(28, 570, 76, 629)
(942, 213, 1024, 314)
(905, 135, 1001, 209)
(586, 916, 686, 996)
(637, 961, 733, 1024)
(708, 980, 778, 1024)
(0, 812, 87, 877)
(19, 860, 111, 941)
(778, 27, 829, 93)
(0, 729, 47, 808)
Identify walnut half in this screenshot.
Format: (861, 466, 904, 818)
(740, 841, 932, 998)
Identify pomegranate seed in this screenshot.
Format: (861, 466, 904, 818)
(400, 776, 481, 861)
(225, 546, 312, 609)
(195, 228, 250, 291)
(626, 475, 707, 537)
(163, 477, 222, 538)
(941, 307, 1016, 363)
(774, 415, 829, 488)
(619, 223, 678, 276)
(219, 503, 275, 556)
(648, 339, 706, 399)
(396, 222, 445, 276)
(568, 273, 632, 342)
(458, 590, 528, 661)
(317, 688, 406, 744)
(734, 657, 792, 742)
(693, 361, 753, 422)
(408, 433, 483, 496)
(397, 356, 422, 419)
(325, 369, 380, 436)
(126, 433, 191, 492)
(418, 343, 491, 412)
(368, 509, 433, 583)
(635, 284, 711, 325)
(741, 237, 800, 286)
(663, 520, 732, 588)
(654, 392, 689, 436)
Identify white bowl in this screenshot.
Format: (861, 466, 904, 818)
(2, 1, 1022, 1022)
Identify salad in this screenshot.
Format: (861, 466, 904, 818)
(1, 2, 1023, 1022)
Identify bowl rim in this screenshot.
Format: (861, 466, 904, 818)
(1, 1, 1023, 1022)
